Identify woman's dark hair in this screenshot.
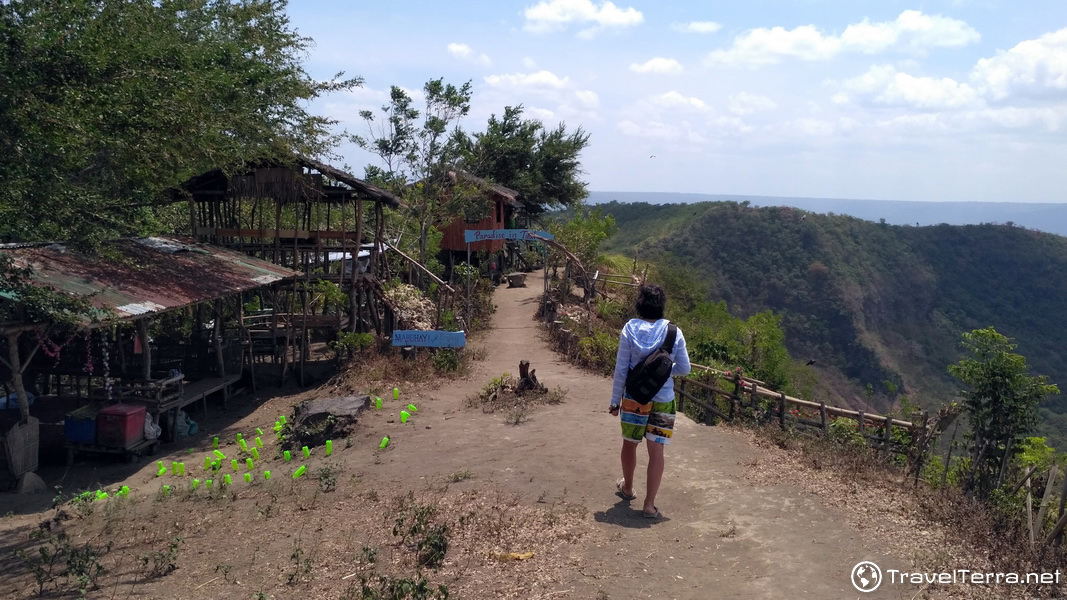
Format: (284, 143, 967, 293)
(635, 284, 666, 320)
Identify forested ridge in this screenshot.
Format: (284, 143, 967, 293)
(600, 200, 1067, 444)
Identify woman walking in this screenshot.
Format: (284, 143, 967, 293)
(609, 283, 691, 519)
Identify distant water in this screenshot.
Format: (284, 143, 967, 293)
(587, 191, 1067, 238)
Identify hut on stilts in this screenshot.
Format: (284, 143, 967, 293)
(179, 156, 440, 382)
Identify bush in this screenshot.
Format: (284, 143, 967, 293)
(329, 332, 375, 361)
(827, 417, 865, 446)
(576, 330, 618, 375)
(432, 349, 460, 373)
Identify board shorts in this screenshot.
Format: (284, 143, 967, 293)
(620, 397, 676, 445)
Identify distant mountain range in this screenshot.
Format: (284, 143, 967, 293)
(587, 191, 1067, 237)
(596, 199, 1067, 447)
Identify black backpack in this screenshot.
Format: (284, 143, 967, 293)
(625, 324, 677, 404)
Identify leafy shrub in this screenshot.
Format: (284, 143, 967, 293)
(827, 417, 865, 446)
(576, 331, 618, 375)
(330, 332, 375, 361)
(431, 349, 460, 373)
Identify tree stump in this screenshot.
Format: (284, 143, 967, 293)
(285, 395, 370, 450)
(516, 360, 546, 394)
(507, 273, 527, 288)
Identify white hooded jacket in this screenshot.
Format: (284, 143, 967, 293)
(610, 318, 691, 406)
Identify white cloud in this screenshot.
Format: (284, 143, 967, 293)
(629, 57, 684, 74)
(575, 89, 600, 108)
(708, 10, 978, 66)
(672, 21, 722, 34)
(523, 0, 643, 37)
(526, 106, 556, 121)
(728, 92, 778, 115)
(484, 70, 570, 89)
(651, 91, 710, 111)
(446, 43, 491, 67)
(842, 65, 981, 110)
(841, 10, 979, 54)
(522, 57, 538, 69)
(708, 25, 841, 65)
(972, 28, 1067, 101)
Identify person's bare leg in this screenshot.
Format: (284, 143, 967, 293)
(620, 440, 638, 496)
(644, 439, 665, 514)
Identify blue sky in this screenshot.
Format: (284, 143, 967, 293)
(287, 1, 1067, 203)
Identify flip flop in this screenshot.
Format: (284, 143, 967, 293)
(615, 478, 637, 501)
(642, 507, 662, 519)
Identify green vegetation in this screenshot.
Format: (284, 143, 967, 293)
(600, 200, 1067, 445)
(451, 105, 591, 216)
(0, 0, 357, 248)
(949, 327, 1059, 499)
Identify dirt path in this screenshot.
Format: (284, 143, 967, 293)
(0, 269, 927, 599)
(359, 269, 917, 599)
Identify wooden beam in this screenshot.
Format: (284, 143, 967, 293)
(386, 245, 455, 294)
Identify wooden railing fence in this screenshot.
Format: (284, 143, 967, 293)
(674, 367, 923, 458)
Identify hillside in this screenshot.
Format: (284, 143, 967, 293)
(588, 191, 1067, 238)
(599, 200, 1067, 444)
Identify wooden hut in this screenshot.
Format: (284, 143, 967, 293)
(437, 171, 522, 276)
(0, 237, 301, 477)
(179, 156, 427, 340)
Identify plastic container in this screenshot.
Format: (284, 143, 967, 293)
(96, 404, 147, 448)
(65, 405, 100, 445)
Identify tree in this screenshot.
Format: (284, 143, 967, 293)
(0, 0, 357, 247)
(355, 78, 475, 274)
(948, 326, 1059, 498)
(451, 105, 590, 217)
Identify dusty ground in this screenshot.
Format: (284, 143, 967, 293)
(0, 270, 996, 599)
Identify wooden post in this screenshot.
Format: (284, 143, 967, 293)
(913, 410, 930, 486)
(1027, 472, 1035, 546)
(213, 300, 225, 377)
(1055, 466, 1067, 546)
(730, 373, 741, 419)
(1036, 466, 1059, 540)
(137, 318, 152, 381)
(882, 418, 892, 457)
(4, 332, 29, 424)
(778, 391, 786, 429)
(857, 411, 865, 440)
(300, 284, 308, 387)
(819, 402, 828, 437)
(943, 421, 960, 487)
(270, 288, 280, 367)
(238, 295, 256, 393)
(996, 439, 1014, 489)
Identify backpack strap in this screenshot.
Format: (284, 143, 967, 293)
(661, 324, 677, 353)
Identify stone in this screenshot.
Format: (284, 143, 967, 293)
(16, 472, 47, 494)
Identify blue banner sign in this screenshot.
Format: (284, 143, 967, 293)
(392, 330, 466, 348)
(463, 229, 554, 243)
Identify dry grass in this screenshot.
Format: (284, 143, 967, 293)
(736, 422, 1067, 600)
(5, 475, 591, 599)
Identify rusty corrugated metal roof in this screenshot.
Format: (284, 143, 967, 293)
(0, 237, 301, 323)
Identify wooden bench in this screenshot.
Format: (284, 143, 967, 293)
(173, 374, 242, 414)
(65, 437, 159, 465)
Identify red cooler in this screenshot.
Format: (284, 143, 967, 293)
(97, 404, 146, 448)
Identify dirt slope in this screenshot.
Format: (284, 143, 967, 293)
(0, 269, 930, 599)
